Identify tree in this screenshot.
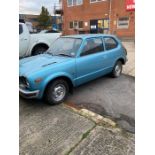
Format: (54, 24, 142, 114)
(38, 6, 51, 29)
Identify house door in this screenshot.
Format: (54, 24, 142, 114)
(90, 19, 109, 34)
(90, 20, 98, 33)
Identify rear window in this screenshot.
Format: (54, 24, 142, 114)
(46, 30, 59, 33)
(19, 24, 23, 34)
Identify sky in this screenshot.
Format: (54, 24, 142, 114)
(19, 0, 59, 15)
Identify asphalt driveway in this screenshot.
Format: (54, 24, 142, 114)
(66, 74, 135, 133)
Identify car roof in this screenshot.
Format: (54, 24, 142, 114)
(61, 34, 117, 40)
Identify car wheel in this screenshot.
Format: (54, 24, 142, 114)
(111, 61, 122, 78)
(45, 79, 69, 105)
(32, 46, 48, 56)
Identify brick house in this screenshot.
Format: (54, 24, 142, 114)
(56, 0, 135, 38)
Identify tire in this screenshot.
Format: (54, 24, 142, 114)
(111, 61, 122, 78)
(45, 79, 69, 105)
(32, 46, 48, 56)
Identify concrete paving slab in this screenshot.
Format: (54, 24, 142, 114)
(70, 126, 135, 155)
(19, 98, 95, 155)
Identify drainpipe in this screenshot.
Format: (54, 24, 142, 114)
(109, 0, 112, 34)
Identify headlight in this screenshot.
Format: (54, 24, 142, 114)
(19, 76, 30, 88)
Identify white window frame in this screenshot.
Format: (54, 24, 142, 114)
(69, 21, 74, 29)
(78, 21, 83, 29)
(74, 21, 78, 29)
(67, 0, 83, 7)
(90, 0, 107, 4)
(67, 0, 73, 7)
(117, 17, 130, 29)
(69, 21, 84, 29)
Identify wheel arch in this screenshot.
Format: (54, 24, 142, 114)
(43, 75, 74, 98)
(116, 57, 125, 65)
(31, 43, 49, 55)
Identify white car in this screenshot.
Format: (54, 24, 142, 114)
(39, 29, 60, 34)
(19, 22, 61, 58)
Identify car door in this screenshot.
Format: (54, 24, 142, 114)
(75, 37, 106, 86)
(19, 24, 29, 57)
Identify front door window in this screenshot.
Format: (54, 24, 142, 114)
(80, 38, 104, 56)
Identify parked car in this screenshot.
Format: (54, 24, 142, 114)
(19, 22, 61, 58)
(19, 34, 127, 105)
(25, 22, 33, 33)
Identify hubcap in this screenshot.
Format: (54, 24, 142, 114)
(115, 64, 121, 76)
(52, 84, 66, 102)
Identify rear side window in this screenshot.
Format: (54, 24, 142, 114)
(81, 38, 104, 56)
(46, 30, 59, 33)
(19, 24, 23, 34)
(104, 37, 118, 50)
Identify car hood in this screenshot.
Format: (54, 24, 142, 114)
(19, 54, 72, 76)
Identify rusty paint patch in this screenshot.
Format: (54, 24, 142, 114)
(64, 102, 82, 110)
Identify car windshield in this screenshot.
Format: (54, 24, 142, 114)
(46, 37, 82, 57)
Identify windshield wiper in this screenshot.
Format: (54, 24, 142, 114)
(56, 53, 72, 57)
(46, 51, 53, 55)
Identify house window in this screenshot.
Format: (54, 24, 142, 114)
(77, 0, 83, 5)
(69, 21, 83, 29)
(74, 21, 78, 28)
(79, 21, 83, 28)
(67, 0, 83, 7)
(68, 0, 73, 6)
(117, 17, 129, 29)
(69, 22, 74, 29)
(90, 0, 106, 3)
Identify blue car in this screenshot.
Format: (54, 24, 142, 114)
(19, 34, 127, 105)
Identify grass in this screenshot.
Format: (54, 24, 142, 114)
(65, 125, 96, 155)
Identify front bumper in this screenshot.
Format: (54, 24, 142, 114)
(19, 86, 40, 99)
